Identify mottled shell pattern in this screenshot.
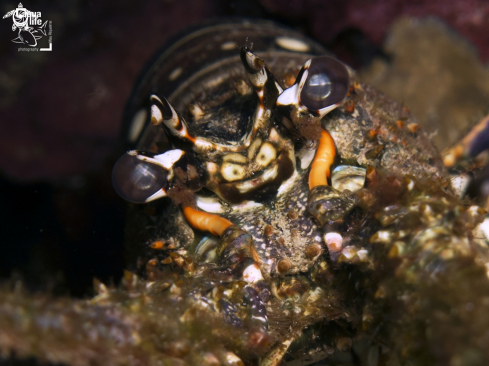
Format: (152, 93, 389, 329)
(117, 20, 443, 278)
(110, 19, 474, 365)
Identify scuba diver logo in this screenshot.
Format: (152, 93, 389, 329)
(3, 3, 52, 50)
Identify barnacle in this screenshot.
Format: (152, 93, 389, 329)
(2, 19, 489, 366)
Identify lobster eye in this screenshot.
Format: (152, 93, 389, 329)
(112, 152, 168, 203)
(300, 56, 349, 112)
(303, 73, 332, 102)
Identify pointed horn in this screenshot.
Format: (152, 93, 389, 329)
(150, 94, 195, 143)
(240, 47, 282, 108)
(150, 94, 221, 153)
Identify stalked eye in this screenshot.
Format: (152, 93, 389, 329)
(303, 73, 332, 102)
(276, 56, 350, 120)
(300, 57, 350, 112)
(112, 152, 169, 203)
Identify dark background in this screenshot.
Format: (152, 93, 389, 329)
(1, 0, 489, 297)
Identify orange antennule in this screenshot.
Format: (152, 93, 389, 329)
(309, 129, 336, 190)
(182, 206, 233, 237)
